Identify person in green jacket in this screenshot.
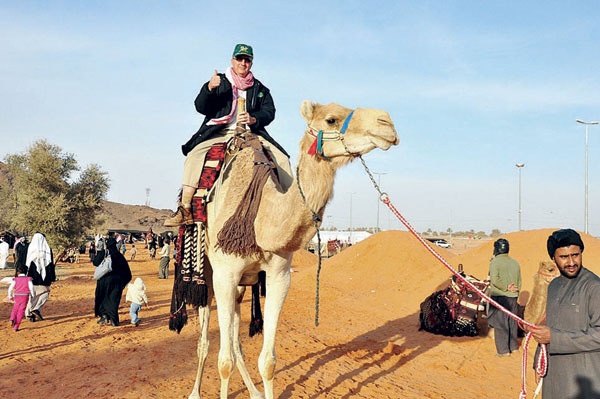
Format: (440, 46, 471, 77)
(487, 238, 522, 357)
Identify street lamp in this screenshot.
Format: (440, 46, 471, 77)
(349, 192, 355, 244)
(516, 163, 525, 231)
(576, 119, 600, 234)
(373, 172, 387, 232)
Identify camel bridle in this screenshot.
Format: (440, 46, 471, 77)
(305, 110, 356, 160)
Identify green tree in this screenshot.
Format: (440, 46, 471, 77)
(1, 140, 109, 248)
(490, 229, 502, 238)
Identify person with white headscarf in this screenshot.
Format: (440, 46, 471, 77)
(25, 233, 56, 322)
(0, 237, 9, 269)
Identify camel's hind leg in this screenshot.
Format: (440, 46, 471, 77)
(258, 262, 291, 399)
(188, 291, 213, 399)
(233, 286, 265, 399)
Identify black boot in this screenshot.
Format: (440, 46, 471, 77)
(32, 310, 44, 321)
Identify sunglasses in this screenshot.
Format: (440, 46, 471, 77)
(234, 56, 253, 63)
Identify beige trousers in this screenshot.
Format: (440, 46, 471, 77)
(26, 285, 50, 316)
(182, 131, 293, 191)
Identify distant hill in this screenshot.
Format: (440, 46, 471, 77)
(0, 161, 174, 235)
(100, 200, 174, 234)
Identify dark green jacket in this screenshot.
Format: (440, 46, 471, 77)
(181, 74, 288, 157)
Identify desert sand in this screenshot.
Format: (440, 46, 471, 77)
(2, 227, 598, 399)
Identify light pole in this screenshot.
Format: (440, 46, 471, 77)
(373, 172, 387, 232)
(516, 163, 525, 231)
(576, 119, 600, 234)
(349, 192, 355, 244)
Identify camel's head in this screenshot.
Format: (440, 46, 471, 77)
(538, 260, 560, 283)
(300, 101, 399, 162)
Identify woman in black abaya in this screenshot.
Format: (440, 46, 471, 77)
(94, 236, 132, 326)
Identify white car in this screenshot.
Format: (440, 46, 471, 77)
(434, 239, 452, 248)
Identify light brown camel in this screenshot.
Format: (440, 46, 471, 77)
(185, 100, 398, 399)
(523, 260, 560, 325)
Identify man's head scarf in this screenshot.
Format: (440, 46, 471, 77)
(25, 233, 52, 280)
(547, 228, 584, 258)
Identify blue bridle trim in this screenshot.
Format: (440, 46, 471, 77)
(316, 130, 331, 161)
(307, 109, 355, 161)
(340, 110, 354, 134)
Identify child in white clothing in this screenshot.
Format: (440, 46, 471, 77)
(125, 277, 148, 326)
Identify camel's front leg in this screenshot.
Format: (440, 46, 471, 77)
(259, 265, 291, 399)
(233, 286, 265, 399)
(212, 270, 240, 399)
(188, 292, 213, 399)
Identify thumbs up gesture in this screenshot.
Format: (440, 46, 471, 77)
(208, 69, 221, 91)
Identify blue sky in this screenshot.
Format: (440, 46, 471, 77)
(2, 1, 599, 235)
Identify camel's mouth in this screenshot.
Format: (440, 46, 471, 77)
(367, 126, 399, 150)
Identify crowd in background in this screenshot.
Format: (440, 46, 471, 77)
(1, 227, 176, 331)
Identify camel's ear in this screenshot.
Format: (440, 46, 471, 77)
(300, 100, 315, 123)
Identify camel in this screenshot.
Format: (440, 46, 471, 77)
(523, 260, 560, 325)
(178, 100, 398, 399)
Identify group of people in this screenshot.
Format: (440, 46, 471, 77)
(144, 229, 174, 279)
(487, 229, 600, 398)
(6, 231, 150, 331)
(92, 233, 148, 327)
(7, 233, 56, 331)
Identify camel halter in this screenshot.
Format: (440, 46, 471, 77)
(295, 164, 325, 326)
(306, 110, 355, 160)
(297, 109, 355, 325)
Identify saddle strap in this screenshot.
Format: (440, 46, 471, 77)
(191, 142, 228, 223)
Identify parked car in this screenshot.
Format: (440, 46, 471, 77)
(434, 239, 452, 248)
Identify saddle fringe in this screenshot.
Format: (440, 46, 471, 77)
(217, 134, 275, 257)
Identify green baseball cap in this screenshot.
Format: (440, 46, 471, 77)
(232, 44, 253, 59)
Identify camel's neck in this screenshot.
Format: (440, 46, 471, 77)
(293, 152, 337, 218)
(256, 151, 339, 253)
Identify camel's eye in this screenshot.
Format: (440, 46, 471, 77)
(326, 118, 336, 125)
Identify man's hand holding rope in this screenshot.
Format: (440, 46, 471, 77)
(527, 325, 551, 345)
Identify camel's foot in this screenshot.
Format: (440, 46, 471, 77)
(164, 204, 193, 227)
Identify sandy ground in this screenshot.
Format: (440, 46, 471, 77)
(2, 227, 598, 399)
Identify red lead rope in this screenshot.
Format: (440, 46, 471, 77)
(379, 194, 548, 398)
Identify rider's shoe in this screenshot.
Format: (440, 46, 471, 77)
(164, 204, 193, 227)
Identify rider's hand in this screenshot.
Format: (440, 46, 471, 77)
(238, 112, 256, 125)
(208, 70, 221, 91)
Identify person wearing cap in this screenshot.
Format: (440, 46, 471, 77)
(528, 228, 600, 398)
(487, 238, 522, 357)
(165, 43, 292, 227)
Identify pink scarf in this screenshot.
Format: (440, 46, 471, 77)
(207, 67, 255, 126)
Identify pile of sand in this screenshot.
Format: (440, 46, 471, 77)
(1, 228, 597, 398)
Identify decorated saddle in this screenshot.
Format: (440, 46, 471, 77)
(419, 267, 490, 337)
(169, 133, 279, 336)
